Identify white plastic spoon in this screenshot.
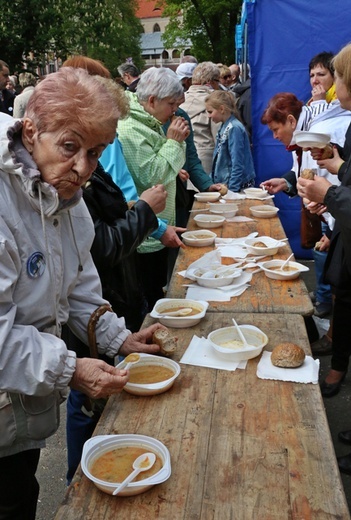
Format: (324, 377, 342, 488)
(232, 318, 251, 348)
(159, 308, 193, 317)
(279, 253, 294, 271)
(124, 353, 141, 371)
(112, 452, 156, 496)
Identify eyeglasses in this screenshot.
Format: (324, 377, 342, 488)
(223, 75, 232, 80)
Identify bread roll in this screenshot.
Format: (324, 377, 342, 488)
(218, 184, 228, 196)
(152, 328, 178, 357)
(300, 169, 315, 180)
(271, 342, 305, 368)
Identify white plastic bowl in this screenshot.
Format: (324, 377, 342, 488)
(208, 324, 268, 361)
(209, 204, 239, 218)
(244, 236, 286, 256)
(181, 229, 217, 247)
(194, 192, 221, 202)
(194, 214, 226, 228)
(81, 434, 171, 496)
(116, 353, 181, 396)
(150, 298, 209, 328)
(192, 265, 242, 288)
(249, 205, 279, 218)
(259, 259, 309, 280)
(294, 130, 331, 149)
(243, 187, 268, 199)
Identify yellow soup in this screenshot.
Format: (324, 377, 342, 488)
(129, 365, 175, 384)
(159, 306, 200, 316)
(90, 446, 163, 483)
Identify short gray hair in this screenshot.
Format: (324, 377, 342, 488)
(136, 67, 184, 101)
(117, 63, 140, 78)
(19, 72, 37, 88)
(192, 62, 220, 85)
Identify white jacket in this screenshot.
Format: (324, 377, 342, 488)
(0, 118, 130, 457)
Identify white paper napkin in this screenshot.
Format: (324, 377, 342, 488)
(180, 335, 248, 371)
(186, 283, 250, 301)
(223, 190, 246, 200)
(256, 351, 320, 384)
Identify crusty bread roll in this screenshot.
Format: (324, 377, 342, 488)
(152, 328, 178, 357)
(314, 241, 322, 251)
(218, 184, 228, 196)
(271, 342, 305, 368)
(300, 169, 315, 180)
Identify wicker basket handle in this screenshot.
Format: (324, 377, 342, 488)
(87, 304, 113, 358)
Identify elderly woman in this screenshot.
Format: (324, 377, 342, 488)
(118, 66, 190, 310)
(13, 72, 37, 118)
(297, 44, 351, 436)
(0, 67, 164, 519)
(180, 61, 221, 174)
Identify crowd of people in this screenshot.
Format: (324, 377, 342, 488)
(1, 42, 351, 519)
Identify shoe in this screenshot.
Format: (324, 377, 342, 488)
(337, 453, 351, 475)
(338, 430, 351, 445)
(309, 291, 316, 303)
(314, 301, 332, 318)
(320, 372, 346, 398)
(310, 335, 332, 356)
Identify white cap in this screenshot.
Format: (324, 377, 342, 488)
(176, 62, 196, 80)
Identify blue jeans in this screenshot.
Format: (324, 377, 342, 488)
(313, 248, 332, 304)
(66, 389, 100, 485)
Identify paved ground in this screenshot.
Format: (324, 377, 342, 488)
(35, 259, 351, 519)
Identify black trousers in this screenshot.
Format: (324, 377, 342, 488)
(0, 449, 40, 520)
(137, 248, 169, 312)
(331, 284, 351, 372)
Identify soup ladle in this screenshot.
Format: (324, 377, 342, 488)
(112, 452, 156, 496)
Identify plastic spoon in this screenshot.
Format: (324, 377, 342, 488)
(279, 253, 294, 271)
(232, 318, 251, 347)
(112, 452, 156, 496)
(159, 308, 193, 317)
(124, 353, 141, 371)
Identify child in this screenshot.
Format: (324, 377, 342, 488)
(205, 90, 255, 192)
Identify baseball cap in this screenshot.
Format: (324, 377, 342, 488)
(176, 62, 196, 80)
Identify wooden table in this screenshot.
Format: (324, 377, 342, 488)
(54, 313, 349, 520)
(167, 198, 314, 316)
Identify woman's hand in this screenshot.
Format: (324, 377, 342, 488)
(311, 84, 327, 101)
(139, 184, 167, 214)
(166, 117, 190, 142)
(178, 169, 190, 182)
(70, 358, 129, 399)
(119, 323, 167, 356)
(260, 178, 288, 194)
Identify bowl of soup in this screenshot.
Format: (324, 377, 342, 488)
(192, 265, 242, 288)
(194, 214, 226, 229)
(116, 353, 181, 396)
(258, 259, 309, 280)
(208, 324, 268, 361)
(208, 203, 239, 218)
(81, 433, 171, 496)
(150, 298, 209, 327)
(249, 205, 279, 218)
(194, 192, 221, 202)
(243, 187, 268, 199)
(244, 236, 286, 256)
(181, 229, 217, 247)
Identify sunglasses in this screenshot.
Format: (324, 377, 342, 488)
(222, 75, 232, 80)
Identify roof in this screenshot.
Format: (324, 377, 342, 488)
(136, 0, 164, 18)
(140, 32, 164, 54)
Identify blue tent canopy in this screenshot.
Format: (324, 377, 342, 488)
(236, 0, 351, 257)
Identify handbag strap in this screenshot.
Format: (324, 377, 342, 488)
(87, 304, 113, 358)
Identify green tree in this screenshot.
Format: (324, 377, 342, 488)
(0, 0, 143, 74)
(161, 0, 242, 64)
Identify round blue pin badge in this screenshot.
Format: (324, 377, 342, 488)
(27, 251, 46, 278)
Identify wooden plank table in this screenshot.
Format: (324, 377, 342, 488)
(167, 198, 314, 316)
(54, 313, 349, 520)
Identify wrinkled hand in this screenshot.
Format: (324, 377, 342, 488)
(139, 184, 167, 215)
(166, 116, 190, 143)
(309, 144, 333, 161)
(178, 169, 190, 182)
(70, 358, 129, 399)
(260, 178, 287, 194)
(160, 225, 186, 248)
(119, 323, 167, 356)
(297, 176, 332, 204)
(317, 146, 344, 174)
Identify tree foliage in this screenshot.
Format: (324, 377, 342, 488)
(161, 0, 242, 64)
(0, 0, 143, 75)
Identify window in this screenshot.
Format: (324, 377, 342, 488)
(153, 23, 161, 32)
